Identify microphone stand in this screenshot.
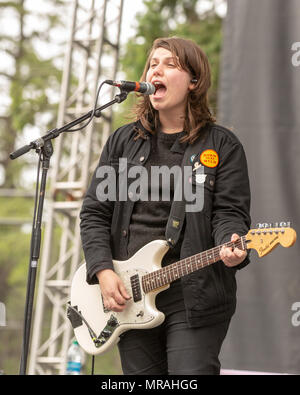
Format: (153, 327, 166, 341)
(11, 90, 128, 375)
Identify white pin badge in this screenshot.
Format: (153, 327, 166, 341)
(195, 173, 207, 184)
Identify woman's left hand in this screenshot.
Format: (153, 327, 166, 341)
(220, 233, 246, 267)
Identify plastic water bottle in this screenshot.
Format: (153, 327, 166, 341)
(66, 340, 84, 375)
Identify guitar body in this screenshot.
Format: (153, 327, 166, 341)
(70, 239, 170, 355)
(69, 227, 296, 356)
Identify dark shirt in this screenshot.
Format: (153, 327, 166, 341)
(127, 129, 185, 313)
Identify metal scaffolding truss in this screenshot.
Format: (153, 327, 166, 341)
(28, 0, 124, 375)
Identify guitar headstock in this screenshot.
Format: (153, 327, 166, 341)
(245, 227, 297, 257)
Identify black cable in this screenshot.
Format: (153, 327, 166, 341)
(66, 81, 107, 132)
(31, 150, 42, 253)
(91, 355, 95, 375)
(67, 303, 98, 341)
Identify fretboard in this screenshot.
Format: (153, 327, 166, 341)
(141, 236, 247, 293)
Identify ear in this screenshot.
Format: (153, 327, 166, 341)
(188, 78, 197, 91)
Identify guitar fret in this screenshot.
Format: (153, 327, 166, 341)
(179, 262, 183, 277)
(158, 272, 162, 287)
(183, 258, 188, 275)
(187, 258, 191, 274)
(176, 264, 180, 279)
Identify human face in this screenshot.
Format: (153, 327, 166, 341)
(146, 47, 193, 117)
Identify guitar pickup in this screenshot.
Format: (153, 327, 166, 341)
(130, 274, 142, 302)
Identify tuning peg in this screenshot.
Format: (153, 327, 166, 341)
(273, 221, 291, 228)
(255, 221, 292, 229)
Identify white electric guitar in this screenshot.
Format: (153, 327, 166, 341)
(68, 227, 296, 355)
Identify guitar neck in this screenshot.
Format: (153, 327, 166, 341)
(142, 236, 247, 293)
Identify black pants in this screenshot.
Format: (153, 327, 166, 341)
(118, 309, 230, 375)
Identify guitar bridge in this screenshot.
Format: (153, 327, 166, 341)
(130, 274, 142, 302)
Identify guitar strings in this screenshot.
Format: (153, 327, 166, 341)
(142, 237, 246, 293)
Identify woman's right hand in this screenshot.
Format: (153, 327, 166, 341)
(96, 269, 131, 312)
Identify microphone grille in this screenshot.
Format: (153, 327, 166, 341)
(145, 82, 156, 95)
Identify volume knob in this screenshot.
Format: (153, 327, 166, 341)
(101, 329, 111, 338)
(107, 315, 118, 327)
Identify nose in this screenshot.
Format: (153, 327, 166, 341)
(147, 62, 163, 82)
(153, 64, 163, 76)
(150, 63, 164, 79)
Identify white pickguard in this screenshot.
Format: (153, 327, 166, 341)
(70, 240, 170, 355)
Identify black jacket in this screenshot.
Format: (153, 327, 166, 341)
(80, 121, 251, 327)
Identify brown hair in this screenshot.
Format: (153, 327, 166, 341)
(134, 37, 215, 144)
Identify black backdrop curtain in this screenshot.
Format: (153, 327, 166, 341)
(218, 0, 300, 374)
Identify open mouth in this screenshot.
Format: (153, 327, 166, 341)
(153, 81, 167, 98)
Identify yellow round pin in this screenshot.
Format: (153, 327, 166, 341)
(200, 149, 219, 168)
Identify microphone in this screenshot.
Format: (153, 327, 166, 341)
(105, 80, 155, 95)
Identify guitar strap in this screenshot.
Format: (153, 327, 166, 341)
(165, 143, 194, 248)
(165, 123, 212, 248)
